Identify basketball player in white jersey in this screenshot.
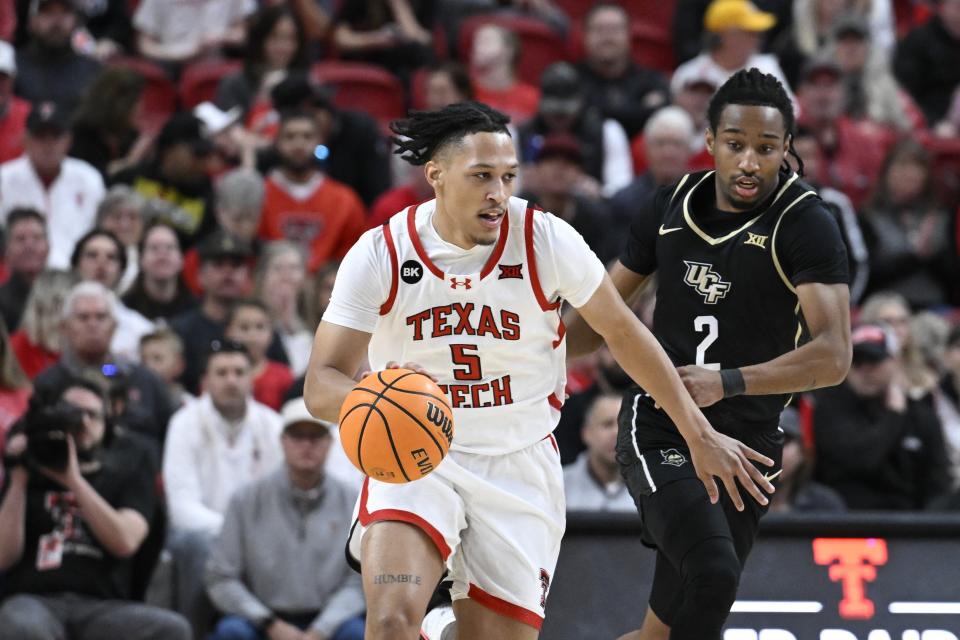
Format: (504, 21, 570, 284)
(305, 102, 776, 640)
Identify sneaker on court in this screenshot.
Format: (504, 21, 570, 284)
(420, 605, 456, 640)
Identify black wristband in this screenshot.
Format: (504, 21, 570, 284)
(720, 368, 746, 398)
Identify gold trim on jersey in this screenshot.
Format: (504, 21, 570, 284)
(681, 172, 802, 245)
(669, 173, 692, 207)
(769, 190, 818, 294)
(784, 302, 804, 410)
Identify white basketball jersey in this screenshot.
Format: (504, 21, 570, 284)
(368, 197, 568, 455)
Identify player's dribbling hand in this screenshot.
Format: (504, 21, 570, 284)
(689, 431, 776, 512)
(383, 361, 440, 383)
(677, 365, 724, 407)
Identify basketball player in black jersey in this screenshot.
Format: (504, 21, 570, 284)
(566, 69, 852, 640)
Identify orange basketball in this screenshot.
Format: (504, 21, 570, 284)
(339, 369, 454, 484)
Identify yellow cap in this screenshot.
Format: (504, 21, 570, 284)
(704, 0, 777, 33)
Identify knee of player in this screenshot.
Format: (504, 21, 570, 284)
(682, 544, 741, 601)
(365, 607, 424, 638)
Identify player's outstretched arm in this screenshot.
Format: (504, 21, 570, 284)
(563, 261, 650, 360)
(304, 321, 374, 423)
(576, 273, 776, 511)
(677, 283, 851, 407)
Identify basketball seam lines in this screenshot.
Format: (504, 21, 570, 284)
(365, 380, 453, 413)
(381, 408, 412, 482)
(341, 402, 382, 474)
(355, 383, 447, 461)
(373, 371, 453, 462)
(373, 371, 448, 471)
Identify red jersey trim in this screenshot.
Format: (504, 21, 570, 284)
(379, 222, 399, 315)
(547, 393, 563, 411)
(524, 208, 561, 312)
(406, 203, 510, 281)
(478, 212, 510, 279)
(543, 433, 559, 454)
(358, 478, 452, 560)
(467, 583, 544, 630)
(406, 205, 444, 279)
(552, 315, 566, 349)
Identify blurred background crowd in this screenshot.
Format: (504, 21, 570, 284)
(0, 0, 958, 638)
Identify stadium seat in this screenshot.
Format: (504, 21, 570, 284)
(457, 14, 570, 86)
(107, 56, 177, 132)
(310, 61, 406, 130)
(410, 67, 429, 111)
(552, 0, 677, 24)
(631, 22, 675, 74)
(552, 0, 594, 22)
(179, 59, 242, 109)
(928, 136, 960, 205)
(569, 21, 675, 74)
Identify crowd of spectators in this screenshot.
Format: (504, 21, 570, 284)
(0, 0, 958, 637)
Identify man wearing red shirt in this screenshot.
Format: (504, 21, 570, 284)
(259, 111, 366, 273)
(0, 41, 30, 164)
(797, 56, 895, 211)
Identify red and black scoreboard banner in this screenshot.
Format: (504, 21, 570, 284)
(543, 512, 960, 639)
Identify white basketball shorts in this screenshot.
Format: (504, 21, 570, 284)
(347, 434, 565, 630)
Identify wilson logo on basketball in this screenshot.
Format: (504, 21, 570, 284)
(426, 402, 453, 445)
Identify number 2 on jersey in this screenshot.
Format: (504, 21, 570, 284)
(694, 315, 720, 370)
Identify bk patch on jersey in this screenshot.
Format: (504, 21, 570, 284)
(401, 260, 423, 284)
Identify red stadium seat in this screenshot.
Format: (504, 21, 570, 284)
(553, 0, 594, 22)
(554, 0, 677, 24)
(570, 22, 675, 73)
(631, 22, 675, 74)
(457, 14, 570, 86)
(928, 137, 960, 206)
(310, 61, 406, 130)
(107, 56, 176, 133)
(179, 59, 242, 109)
(410, 67, 429, 111)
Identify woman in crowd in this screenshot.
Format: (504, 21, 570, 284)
(123, 221, 198, 322)
(10, 270, 76, 379)
(70, 67, 152, 178)
(861, 139, 957, 309)
(254, 241, 313, 377)
(96, 186, 146, 295)
(216, 5, 310, 119)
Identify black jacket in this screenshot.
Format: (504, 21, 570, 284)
(812, 382, 951, 510)
(893, 15, 960, 124)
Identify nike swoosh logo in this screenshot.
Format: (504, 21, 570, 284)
(658, 224, 683, 235)
(763, 469, 783, 482)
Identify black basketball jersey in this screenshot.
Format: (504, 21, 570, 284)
(619, 169, 848, 451)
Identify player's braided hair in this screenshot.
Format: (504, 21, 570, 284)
(391, 101, 512, 166)
(707, 68, 805, 176)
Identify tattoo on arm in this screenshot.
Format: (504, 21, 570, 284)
(372, 573, 422, 585)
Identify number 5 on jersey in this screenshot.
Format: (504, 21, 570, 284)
(450, 344, 482, 380)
